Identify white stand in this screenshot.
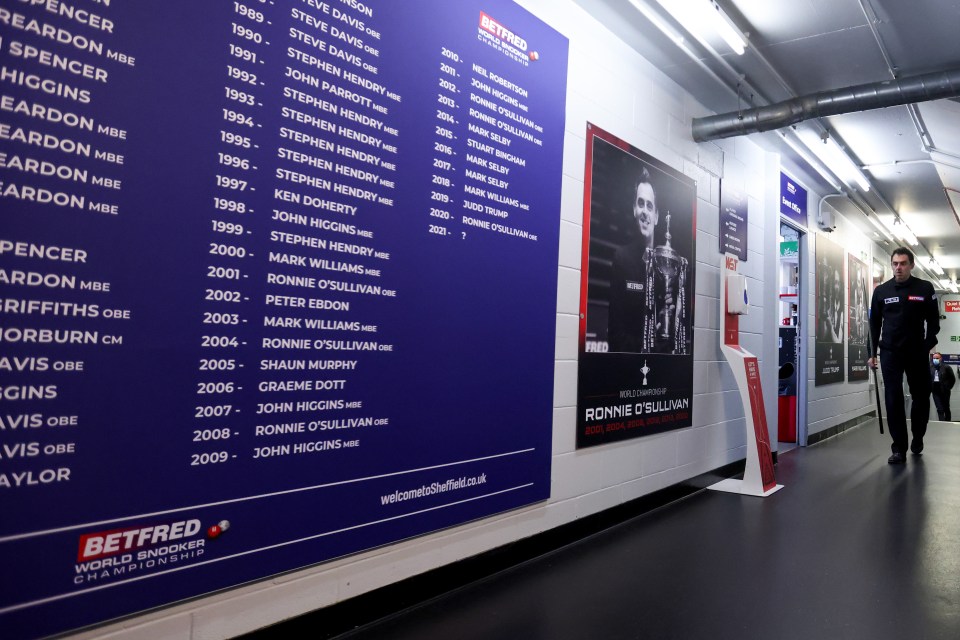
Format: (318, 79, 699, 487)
(708, 254, 783, 497)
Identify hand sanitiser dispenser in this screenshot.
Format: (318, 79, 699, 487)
(726, 274, 749, 315)
(710, 254, 782, 497)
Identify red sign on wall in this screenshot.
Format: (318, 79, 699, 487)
(945, 300, 960, 312)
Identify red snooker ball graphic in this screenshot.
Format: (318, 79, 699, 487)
(207, 519, 231, 539)
(529, 51, 540, 61)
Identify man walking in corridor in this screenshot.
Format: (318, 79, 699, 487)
(868, 247, 940, 464)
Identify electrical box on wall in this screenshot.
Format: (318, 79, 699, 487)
(817, 208, 837, 232)
(727, 274, 749, 314)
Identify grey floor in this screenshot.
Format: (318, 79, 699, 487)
(334, 420, 960, 640)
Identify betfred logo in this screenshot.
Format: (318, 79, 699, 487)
(479, 12, 528, 52)
(77, 519, 202, 562)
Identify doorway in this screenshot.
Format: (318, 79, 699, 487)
(778, 222, 807, 450)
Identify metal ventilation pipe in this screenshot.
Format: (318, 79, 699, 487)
(692, 68, 960, 142)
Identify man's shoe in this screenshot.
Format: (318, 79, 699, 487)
(911, 438, 924, 455)
(888, 452, 906, 464)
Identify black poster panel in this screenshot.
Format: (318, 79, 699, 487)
(815, 235, 845, 385)
(848, 254, 870, 381)
(873, 256, 888, 292)
(0, 2, 569, 638)
(719, 183, 747, 260)
(576, 125, 696, 448)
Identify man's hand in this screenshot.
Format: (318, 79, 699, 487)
(868, 356, 878, 370)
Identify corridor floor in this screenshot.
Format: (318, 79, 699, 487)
(329, 420, 960, 640)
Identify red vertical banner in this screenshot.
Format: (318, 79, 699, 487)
(744, 357, 777, 491)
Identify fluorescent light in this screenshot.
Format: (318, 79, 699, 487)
(952, 281, 959, 294)
(654, 0, 746, 55)
(943, 279, 960, 293)
(892, 217, 919, 246)
(867, 214, 897, 243)
(708, 1, 747, 54)
(795, 129, 871, 192)
(779, 131, 843, 192)
(629, 0, 686, 46)
(929, 258, 945, 275)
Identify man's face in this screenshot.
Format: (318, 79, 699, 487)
(892, 253, 913, 282)
(634, 181, 658, 242)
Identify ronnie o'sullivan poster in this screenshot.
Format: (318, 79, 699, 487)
(576, 124, 696, 448)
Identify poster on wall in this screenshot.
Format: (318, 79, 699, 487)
(576, 124, 696, 448)
(873, 256, 889, 292)
(847, 254, 870, 381)
(942, 298, 960, 364)
(815, 235, 846, 385)
(0, 2, 569, 638)
(719, 183, 748, 260)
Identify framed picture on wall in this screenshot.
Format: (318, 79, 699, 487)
(848, 254, 870, 381)
(576, 123, 697, 448)
(815, 235, 845, 385)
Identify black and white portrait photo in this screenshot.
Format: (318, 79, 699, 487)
(577, 124, 697, 447)
(815, 235, 845, 385)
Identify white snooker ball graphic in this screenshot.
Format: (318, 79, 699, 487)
(207, 519, 231, 539)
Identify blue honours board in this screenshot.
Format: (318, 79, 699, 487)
(779, 172, 807, 227)
(0, 2, 568, 638)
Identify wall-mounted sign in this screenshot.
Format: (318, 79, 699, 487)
(719, 184, 748, 260)
(780, 173, 807, 227)
(0, 2, 569, 638)
(946, 301, 960, 312)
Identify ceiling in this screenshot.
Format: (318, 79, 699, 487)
(572, 0, 960, 285)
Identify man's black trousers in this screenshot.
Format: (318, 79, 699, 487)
(932, 388, 951, 421)
(879, 348, 931, 454)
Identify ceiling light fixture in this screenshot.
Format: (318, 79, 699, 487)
(779, 131, 843, 192)
(929, 258, 945, 275)
(892, 217, 919, 246)
(629, 0, 686, 47)
(869, 214, 899, 242)
(795, 129, 871, 192)
(707, 0, 747, 54)
(654, 0, 746, 55)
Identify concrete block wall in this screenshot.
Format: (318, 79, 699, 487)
(63, 1, 859, 638)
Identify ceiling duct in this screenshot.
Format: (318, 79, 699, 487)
(692, 68, 960, 142)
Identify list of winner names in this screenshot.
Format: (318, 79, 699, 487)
(0, 0, 547, 497)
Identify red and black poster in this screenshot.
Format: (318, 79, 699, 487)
(847, 254, 870, 381)
(576, 124, 696, 448)
(815, 235, 845, 385)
